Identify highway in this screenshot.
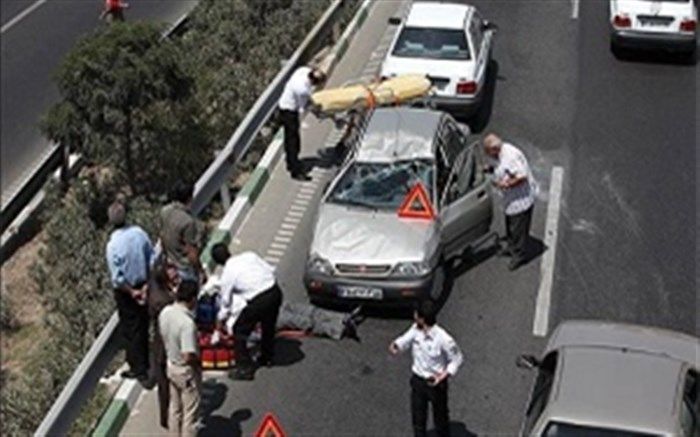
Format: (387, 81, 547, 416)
(119, 0, 698, 435)
(0, 0, 197, 205)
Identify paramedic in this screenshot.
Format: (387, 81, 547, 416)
(483, 133, 537, 271)
(211, 243, 282, 381)
(278, 66, 327, 180)
(105, 201, 152, 385)
(159, 280, 201, 437)
(389, 300, 463, 437)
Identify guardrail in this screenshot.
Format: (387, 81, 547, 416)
(34, 1, 351, 434)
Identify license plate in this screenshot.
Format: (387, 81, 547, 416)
(338, 286, 383, 300)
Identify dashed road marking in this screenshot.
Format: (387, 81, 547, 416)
(267, 249, 285, 257)
(280, 223, 297, 230)
(265, 256, 280, 264)
(533, 166, 564, 337)
(283, 216, 302, 224)
(287, 210, 304, 218)
(290, 204, 306, 212)
(293, 198, 310, 206)
(270, 243, 287, 250)
(571, 0, 580, 19)
(296, 193, 313, 200)
(274, 235, 292, 243)
(277, 229, 294, 237)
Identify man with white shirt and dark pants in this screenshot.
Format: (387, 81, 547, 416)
(389, 300, 463, 437)
(483, 133, 537, 271)
(211, 243, 282, 380)
(278, 66, 326, 180)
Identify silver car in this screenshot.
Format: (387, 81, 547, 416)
(517, 321, 700, 436)
(304, 107, 492, 306)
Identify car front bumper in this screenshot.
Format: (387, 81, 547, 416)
(611, 29, 697, 52)
(304, 270, 436, 307)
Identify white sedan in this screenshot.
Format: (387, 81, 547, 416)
(610, 0, 697, 56)
(380, 1, 496, 119)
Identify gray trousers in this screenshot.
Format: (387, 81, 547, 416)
(276, 302, 346, 340)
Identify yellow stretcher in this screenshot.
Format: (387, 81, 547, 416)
(310, 74, 432, 114)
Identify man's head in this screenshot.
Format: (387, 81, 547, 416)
(483, 133, 503, 159)
(414, 300, 437, 329)
(211, 243, 231, 266)
(176, 279, 199, 309)
(107, 201, 127, 228)
(308, 68, 327, 87)
(168, 180, 194, 206)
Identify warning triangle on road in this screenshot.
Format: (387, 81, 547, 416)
(254, 413, 287, 437)
(397, 182, 435, 220)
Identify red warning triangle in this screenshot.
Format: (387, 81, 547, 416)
(254, 413, 287, 437)
(397, 182, 435, 220)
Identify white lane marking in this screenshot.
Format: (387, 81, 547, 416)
(1, 0, 47, 33)
(571, 0, 580, 19)
(265, 256, 280, 264)
(287, 210, 304, 218)
(290, 204, 306, 211)
(299, 188, 316, 196)
(283, 216, 301, 224)
(280, 223, 297, 230)
(274, 235, 292, 243)
(533, 166, 564, 337)
(277, 229, 294, 237)
(267, 249, 285, 257)
(296, 193, 313, 200)
(293, 198, 310, 206)
(270, 243, 287, 250)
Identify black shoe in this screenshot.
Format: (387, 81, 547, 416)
(121, 369, 144, 379)
(229, 366, 255, 381)
(341, 317, 360, 342)
(255, 356, 274, 368)
(137, 374, 156, 390)
(291, 171, 311, 181)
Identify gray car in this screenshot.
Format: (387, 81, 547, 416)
(517, 321, 700, 437)
(304, 107, 492, 306)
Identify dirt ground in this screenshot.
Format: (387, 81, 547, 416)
(1, 232, 47, 376)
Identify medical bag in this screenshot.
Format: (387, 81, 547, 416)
(198, 330, 235, 370)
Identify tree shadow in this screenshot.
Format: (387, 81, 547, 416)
(427, 421, 478, 437)
(198, 408, 252, 437)
(465, 59, 500, 134)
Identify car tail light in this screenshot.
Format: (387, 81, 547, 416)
(456, 80, 477, 95)
(680, 19, 696, 32)
(613, 14, 631, 28)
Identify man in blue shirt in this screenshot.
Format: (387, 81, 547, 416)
(106, 201, 153, 384)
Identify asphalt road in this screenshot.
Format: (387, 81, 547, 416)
(0, 0, 197, 203)
(121, 0, 697, 435)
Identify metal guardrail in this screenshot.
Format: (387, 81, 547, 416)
(34, 1, 351, 434)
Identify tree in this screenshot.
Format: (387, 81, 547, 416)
(42, 22, 210, 197)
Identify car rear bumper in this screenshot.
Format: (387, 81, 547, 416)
(611, 29, 697, 52)
(429, 94, 482, 117)
(304, 270, 435, 307)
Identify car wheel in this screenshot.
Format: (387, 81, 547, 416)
(429, 264, 445, 303)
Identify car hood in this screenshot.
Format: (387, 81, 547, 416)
(381, 55, 475, 80)
(310, 203, 439, 265)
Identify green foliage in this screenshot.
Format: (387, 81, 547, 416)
(0, 291, 18, 332)
(41, 22, 210, 197)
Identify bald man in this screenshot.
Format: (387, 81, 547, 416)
(483, 134, 537, 271)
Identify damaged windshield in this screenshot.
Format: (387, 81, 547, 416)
(328, 160, 433, 210)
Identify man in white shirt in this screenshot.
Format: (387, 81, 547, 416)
(211, 243, 282, 380)
(483, 133, 537, 271)
(278, 66, 326, 180)
(389, 300, 463, 437)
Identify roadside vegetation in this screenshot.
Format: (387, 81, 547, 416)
(0, 0, 340, 433)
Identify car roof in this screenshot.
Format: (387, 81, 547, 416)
(548, 347, 684, 434)
(355, 107, 443, 163)
(405, 2, 472, 30)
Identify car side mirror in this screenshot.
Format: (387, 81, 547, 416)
(516, 354, 540, 370)
(388, 17, 402, 26)
(482, 20, 498, 32)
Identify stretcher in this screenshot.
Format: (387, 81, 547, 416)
(310, 74, 432, 114)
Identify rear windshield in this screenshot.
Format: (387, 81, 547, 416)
(543, 422, 660, 437)
(328, 160, 433, 210)
(392, 27, 471, 60)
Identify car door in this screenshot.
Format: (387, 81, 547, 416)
(439, 124, 492, 257)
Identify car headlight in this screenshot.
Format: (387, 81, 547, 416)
(391, 261, 431, 277)
(307, 254, 334, 275)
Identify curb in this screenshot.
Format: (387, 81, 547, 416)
(92, 2, 374, 434)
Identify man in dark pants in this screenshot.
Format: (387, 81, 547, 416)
(211, 243, 282, 380)
(105, 201, 153, 385)
(483, 133, 537, 271)
(278, 66, 326, 180)
(389, 300, 463, 437)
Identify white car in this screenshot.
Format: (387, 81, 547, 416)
(380, 2, 496, 119)
(610, 0, 697, 56)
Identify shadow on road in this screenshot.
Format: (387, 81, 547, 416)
(200, 407, 252, 437)
(271, 337, 305, 367)
(427, 421, 478, 437)
(465, 59, 500, 134)
(611, 45, 697, 66)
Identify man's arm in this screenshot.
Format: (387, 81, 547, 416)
(180, 323, 200, 369)
(389, 325, 416, 354)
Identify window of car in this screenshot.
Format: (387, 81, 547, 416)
(523, 352, 558, 435)
(327, 159, 433, 210)
(542, 422, 658, 437)
(392, 27, 471, 61)
(680, 369, 698, 437)
(469, 12, 484, 56)
(442, 144, 479, 206)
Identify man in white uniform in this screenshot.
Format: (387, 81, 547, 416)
(483, 133, 537, 271)
(389, 300, 463, 437)
(278, 66, 326, 180)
